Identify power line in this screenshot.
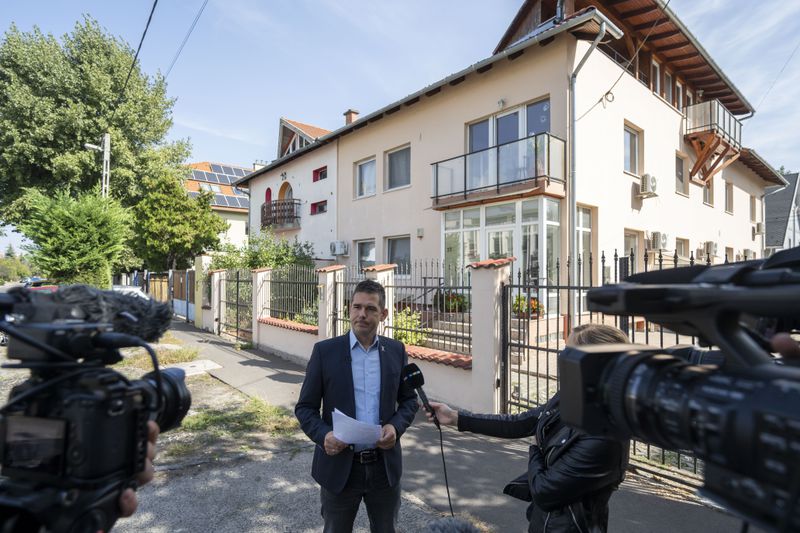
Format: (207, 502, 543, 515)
(755, 36, 800, 112)
(110, 0, 160, 122)
(576, 0, 672, 122)
(166, 0, 210, 80)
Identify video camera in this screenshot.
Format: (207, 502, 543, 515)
(559, 246, 800, 532)
(0, 285, 191, 533)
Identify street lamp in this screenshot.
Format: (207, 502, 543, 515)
(85, 132, 111, 198)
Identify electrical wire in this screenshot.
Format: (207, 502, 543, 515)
(165, 0, 210, 80)
(576, 0, 672, 122)
(755, 36, 800, 113)
(437, 424, 455, 517)
(110, 0, 160, 122)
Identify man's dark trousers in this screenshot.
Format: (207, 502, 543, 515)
(320, 454, 400, 533)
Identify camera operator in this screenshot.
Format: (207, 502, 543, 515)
(427, 324, 630, 533)
(118, 420, 159, 517)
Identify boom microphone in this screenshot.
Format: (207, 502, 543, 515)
(6, 285, 172, 342)
(402, 363, 439, 428)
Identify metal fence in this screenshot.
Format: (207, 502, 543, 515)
(332, 266, 363, 336)
(219, 269, 252, 341)
(262, 264, 319, 326)
(503, 249, 709, 484)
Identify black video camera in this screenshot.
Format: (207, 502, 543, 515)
(0, 285, 191, 533)
(559, 247, 800, 532)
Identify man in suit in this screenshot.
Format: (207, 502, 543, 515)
(295, 279, 419, 533)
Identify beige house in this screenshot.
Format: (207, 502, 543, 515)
(238, 0, 785, 283)
(186, 162, 251, 247)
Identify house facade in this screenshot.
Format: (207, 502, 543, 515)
(186, 162, 251, 248)
(765, 172, 800, 255)
(238, 0, 784, 283)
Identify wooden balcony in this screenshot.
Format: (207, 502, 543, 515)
(684, 100, 742, 183)
(261, 199, 301, 231)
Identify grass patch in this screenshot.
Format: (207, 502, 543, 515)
(119, 346, 199, 370)
(182, 397, 298, 437)
(157, 331, 184, 346)
(163, 441, 203, 459)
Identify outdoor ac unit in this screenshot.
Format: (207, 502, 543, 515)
(755, 222, 765, 235)
(650, 231, 669, 251)
(704, 241, 718, 257)
(639, 173, 658, 198)
(742, 248, 756, 260)
(329, 241, 349, 256)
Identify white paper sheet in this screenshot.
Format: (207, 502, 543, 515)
(332, 408, 382, 445)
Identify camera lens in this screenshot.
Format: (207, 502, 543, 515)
(141, 367, 192, 432)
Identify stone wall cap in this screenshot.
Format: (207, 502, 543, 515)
(208, 269, 227, 274)
(251, 267, 272, 273)
(406, 345, 472, 370)
(362, 263, 397, 273)
(316, 264, 347, 273)
(467, 257, 516, 269)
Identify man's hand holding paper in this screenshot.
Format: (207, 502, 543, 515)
(332, 408, 382, 445)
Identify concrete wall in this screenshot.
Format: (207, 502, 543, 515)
(254, 322, 319, 367)
(413, 359, 473, 412)
(219, 211, 249, 248)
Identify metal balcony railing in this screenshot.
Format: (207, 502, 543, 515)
(261, 199, 301, 229)
(431, 132, 566, 203)
(685, 99, 742, 151)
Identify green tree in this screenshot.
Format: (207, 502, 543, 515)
(132, 173, 228, 271)
(0, 17, 185, 220)
(209, 230, 314, 271)
(4, 244, 15, 259)
(0, 255, 30, 282)
(17, 188, 129, 287)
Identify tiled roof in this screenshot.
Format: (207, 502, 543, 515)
(258, 316, 319, 335)
(765, 173, 799, 248)
(468, 257, 516, 269)
(284, 119, 331, 140)
(405, 345, 472, 370)
(363, 264, 397, 273)
(316, 265, 347, 273)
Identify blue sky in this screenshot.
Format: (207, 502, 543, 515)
(1, 0, 798, 252)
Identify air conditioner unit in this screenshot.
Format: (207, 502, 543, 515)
(704, 241, 718, 257)
(639, 173, 658, 198)
(329, 241, 349, 256)
(742, 248, 756, 260)
(755, 222, 765, 235)
(650, 231, 669, 251)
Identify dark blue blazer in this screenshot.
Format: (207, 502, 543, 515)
(295, 333, 419, 494)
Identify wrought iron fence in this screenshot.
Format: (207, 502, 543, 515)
(504, 248, 710, 484)
(332, 265, 363, 336)
(262, 264, 319, 326)
(220, 269, 252, 341)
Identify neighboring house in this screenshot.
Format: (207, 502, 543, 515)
(765, 172, 798, 255)
(238, 0, 785, 282)
(186, 162, 251, 248)
(242, 117, 335, 261)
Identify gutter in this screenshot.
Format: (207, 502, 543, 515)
(568, 21, 610, 329)
(236, 8, 622, 187)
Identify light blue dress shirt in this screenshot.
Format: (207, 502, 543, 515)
(349, 330, 382, 451)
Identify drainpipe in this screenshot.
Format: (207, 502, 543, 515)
(568, 22, 606, 330)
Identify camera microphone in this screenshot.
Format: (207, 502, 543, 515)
(401, 363, 439, 428)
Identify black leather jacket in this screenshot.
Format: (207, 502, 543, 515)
(457, 393, 628, 533)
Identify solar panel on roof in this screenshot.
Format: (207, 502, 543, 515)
(233, 168, 245, 177)
(210, 164, 224, 174)
(239, 198, 250, 208)
(221, 166, 234, 175)
(214, 194, 225, 206)
(233, 187, 248, 196)
(223, 196, 236, 207)
(218, 174, 231, 184)
(207, 173, 219, 183)
(191, 170, 206, 181)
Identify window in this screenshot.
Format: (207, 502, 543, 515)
(577, 206, 592, 285)
(750, 195, 757, 222)
(313, 166, 327, 182)
(310, 200, 327, 215)
(703, 180, 714, 206)
(357, 240, 375, 270)
(725, 247, 734, 263)
(265, 187, 272, 203)
(624, 231, 639, 274)
(651, 61, 661, 95)
(676, 238, 689, 258)
(676, 82, 684, 110)
(686, 91, 694, 108)
(526, 99, 551, 135)
(356, 159, 376, 198)
(675, 155, 687, 194)
(386, 236, 410, 272)
(725, 182, 733, 213)
(624, 126, 640, 175)
(664, 72, 673, 103)
(386, 146, 411, 190)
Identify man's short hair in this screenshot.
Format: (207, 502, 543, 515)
(352, 279, 386, 309)
(567, 323, 629, 346)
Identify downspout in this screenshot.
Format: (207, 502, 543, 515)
(568, 22, 606, 330)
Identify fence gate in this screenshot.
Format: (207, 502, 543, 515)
(502, 250, 705, 486)
(147, 272, 170, 303)
(219, 269, 252, 341)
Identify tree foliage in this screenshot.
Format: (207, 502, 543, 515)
(17, 188, 129, 287)
(209, 231, 315, 271)
(132, 173, 228, 271)
(0, 255, 30, 282)
(0, 16, 185, 220)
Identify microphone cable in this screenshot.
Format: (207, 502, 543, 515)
(436, 422, 455, 517)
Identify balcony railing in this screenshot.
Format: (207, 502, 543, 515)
(685, 99, 742, 151)
(431, 132, 566, 203)
(261, 199, 301, 230)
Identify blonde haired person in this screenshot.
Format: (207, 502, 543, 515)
(428, 323, 630, 533)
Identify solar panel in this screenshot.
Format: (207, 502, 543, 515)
(233, 168, 245, 177)
(233, 187, 248, 196)
(221, 166, 234, 176)
(207, 173, 219, 183)
(218, 174, 231, 184)
(188, 191, 199, 198)
(210, 164, 224, 174)
(225, 196, 238, 207)
(191, 170, 206, 181)
(214, 194, 225, 206)
(239, 198, 250, 208)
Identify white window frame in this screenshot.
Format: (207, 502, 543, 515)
(385, 145, 411, 191)
(725, 182, 734, 214)
(675, 154, 688, 195)
(386, 235, 411, 273)
(703, 180, 714, 206)
(664, 72, 673, 104)
(624, 125, 640, 175)
(356, 240, 376, 271)
(676, 81, 684, 111)
(355, 158, 376, 199)
(651, 61, 661, 95)
(750, 195, 757, 222)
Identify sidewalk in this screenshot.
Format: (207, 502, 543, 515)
(168, 321, 748, 533)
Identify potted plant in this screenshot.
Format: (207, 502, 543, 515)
(433, 290, 468, 313)
(513, 295, 545, 319)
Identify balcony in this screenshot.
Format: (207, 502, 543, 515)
(684, 99, 742, 182)
(261, 199, 301, 231)
(431, 133, 566, 208)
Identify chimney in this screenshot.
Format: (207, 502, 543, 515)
(344, 108, 360, 125)
(253, 159, 266, 171)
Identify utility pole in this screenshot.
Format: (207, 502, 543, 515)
(84, 133, 111, 198)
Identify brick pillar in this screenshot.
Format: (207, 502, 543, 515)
(467, 258, 514, 414)
(364, 264, 397, 337)
(252, 268, 271, 349)
(317, 265, 345, 339)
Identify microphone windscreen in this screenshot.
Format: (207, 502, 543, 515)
(401, 363, 425, 388)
